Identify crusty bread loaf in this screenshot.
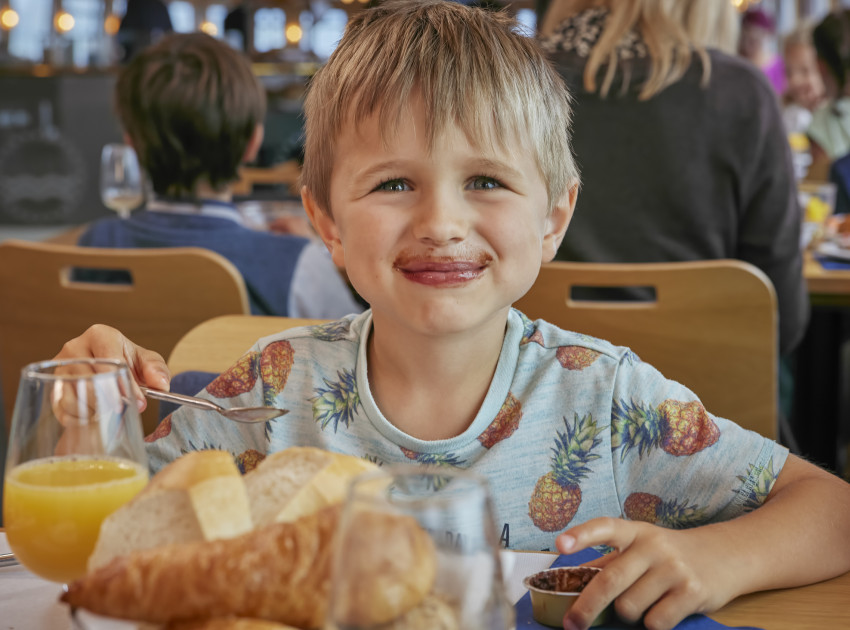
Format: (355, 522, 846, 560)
(88, 450, 253, 571)
(62, 505, 436, 630)
(243, 446, 378, 526)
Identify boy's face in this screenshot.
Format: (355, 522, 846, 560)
(305, 95, 575, 337)
(785, 43, 825, 110)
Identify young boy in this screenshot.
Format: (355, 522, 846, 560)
(56, 2, 850, 630)
(78, 32, 362, 320)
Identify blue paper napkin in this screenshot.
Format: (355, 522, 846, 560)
(514, 553, 762, 630)
(815, 256, 850, 271)
(814, 252, 850, 270)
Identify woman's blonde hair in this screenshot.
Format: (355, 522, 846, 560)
(541, 0, 736, 99)
(302, 0, 578, 215)
(668, 0, 740, 55)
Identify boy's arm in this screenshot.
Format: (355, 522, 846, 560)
(557, 454, 850, 630)
(53, 324, 171, 413)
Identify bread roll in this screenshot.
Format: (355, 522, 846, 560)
(244, 446, 378, 526)
(331, 509, 437, 627)
(63, 506, 435, 630)
(88, 450, 253, 571)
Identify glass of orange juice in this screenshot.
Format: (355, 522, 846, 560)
(3, 358, 149, 584)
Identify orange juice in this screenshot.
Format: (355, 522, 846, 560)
(3, 455, 148, 583)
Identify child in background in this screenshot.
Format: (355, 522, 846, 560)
(56, 3, 850, 630)
(810, 9, 850, 169)
(78, 33, 362, 320)
(738, 8, 786, 95)
(782, 24, 825, 135)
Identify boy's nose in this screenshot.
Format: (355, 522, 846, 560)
(412, 190, 470, 245)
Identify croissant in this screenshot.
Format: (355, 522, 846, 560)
(62, 505, 437, 629)
(62, 507, 340, 629)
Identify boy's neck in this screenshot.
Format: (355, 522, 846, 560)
(365, 311, 509, 441)
(161, 181, 233, 203)
(193, 181, 233, 203)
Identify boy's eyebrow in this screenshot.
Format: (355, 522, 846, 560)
(470, 157, 525, 180)
(354, 157, 526, 181)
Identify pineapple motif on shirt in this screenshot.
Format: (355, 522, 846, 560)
(310, 319, 353, 342)
(203, 341, 294, 441)
(623, 492, 707, 528)
(519, 313, 544, 346)
(202, 342, 294, 404)
(528, 413, 606, 532)
(399, 448, 466, 489)
(557, 345, 602, 370)
(235, 449, 266, 473)
(612, 398, 720, 460)
(735, 458, 779, 512)
(311, 369, 360, 432)
(477, 393, 523, 449)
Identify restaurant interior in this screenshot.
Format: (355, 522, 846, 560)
(1, 0, 850, 627)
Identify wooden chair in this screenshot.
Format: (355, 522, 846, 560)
(231, 160, 301, 196)
(514, 260, 779, 439)
(167, 315, 327, 375)
(0, 240, 251, 435)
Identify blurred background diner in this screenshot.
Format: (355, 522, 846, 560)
(1, 0, 850, 501)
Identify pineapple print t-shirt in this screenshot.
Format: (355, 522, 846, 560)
(145, 309, 788, 551)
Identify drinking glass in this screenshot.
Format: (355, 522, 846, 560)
(100, 143, 143, 219)
(3, 359, 149, 584)
(327, 466, 514, 630)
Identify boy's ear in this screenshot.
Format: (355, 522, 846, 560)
(541, 183, 578, 263)
(242, 124, 265, 164)
(302, 186, 345, 268)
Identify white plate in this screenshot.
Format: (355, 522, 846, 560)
(817, 241, 850, 261)
(71, 609, 147, 630)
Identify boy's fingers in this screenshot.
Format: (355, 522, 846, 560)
(558, 516, 636, 554)
(640, 585, 703, 630)
(565, 550, 649, 630)
(608, 565, 679, 626)
(124, 343, 169, 411)
(52, 324, 169, 412)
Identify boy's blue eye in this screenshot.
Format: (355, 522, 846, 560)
(469, 176, 502, 190)
(374, 179, 408, 192)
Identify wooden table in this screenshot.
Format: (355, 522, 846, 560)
(804, 250, 850, 304)
(710, 569, 850, 628)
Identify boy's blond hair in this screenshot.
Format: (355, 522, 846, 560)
(302, 0, 578, 215)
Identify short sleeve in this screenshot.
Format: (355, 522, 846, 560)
(609, 355, 789, 527)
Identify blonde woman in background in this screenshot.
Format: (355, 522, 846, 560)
(781, 24, 825, 135)
(540, 0, 808, 393)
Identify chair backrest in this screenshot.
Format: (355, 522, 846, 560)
(0, 240, 251, 435)
(514, 260, 779, 439)
(167, 315, 326, 375)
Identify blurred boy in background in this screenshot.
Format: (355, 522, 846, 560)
(78, 33, 362, 320)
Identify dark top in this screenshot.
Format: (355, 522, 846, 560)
(78, 209, 312, 318)
(548, 46, 809, 355)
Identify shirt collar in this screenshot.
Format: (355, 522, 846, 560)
(146, 197, 246, 226)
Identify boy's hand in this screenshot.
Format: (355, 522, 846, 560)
(53, 324, 171, 413)
(556, 518, 737, 630)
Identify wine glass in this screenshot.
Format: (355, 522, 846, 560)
(100, 143, 143, 219)
(3, 359, 149, 584)
(327, 465, 514, 630)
